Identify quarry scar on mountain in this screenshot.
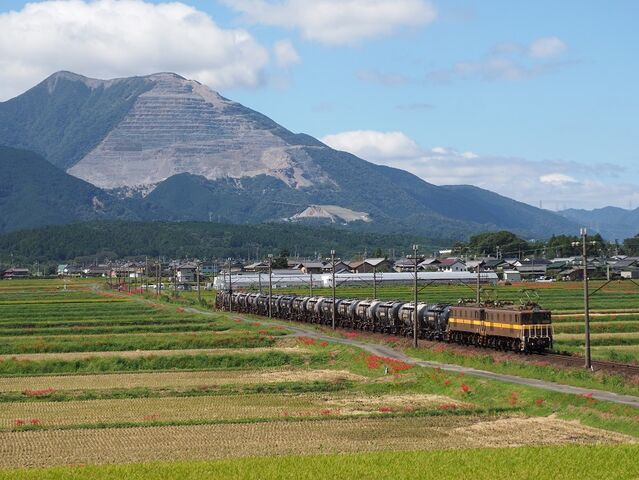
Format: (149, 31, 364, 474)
(65, 73, 330, 192)
(290, 205, 371, 223)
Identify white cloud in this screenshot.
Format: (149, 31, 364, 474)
(321, 129, 638, 209)
(0, 0, 270, 100)
(539, 173, 578, 185)
(427, 36, 570, 83)
(357, 70, 411, 86)
(273, 39, 300, 66)
(321, 130, 422, 161)
(223, 0, 437, 46)
(529, 36, 567, 58)
(395, 102, 435, 111)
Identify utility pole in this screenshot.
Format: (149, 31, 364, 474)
(310, 271, 313, 296)
(412, 244, 419, 348)
(227, 257, 233, 313)
(476, 260, 482, 305)
(173, 263, 177, 296)
(573, 228, 593, 370)
(196, 262, 201, 303)
(373, 265, 377, 299)
(581, 228, 591, 370)
(268, 254, 273, 319)
(331, 250, 337, 330)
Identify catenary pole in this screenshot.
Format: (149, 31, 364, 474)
(268, 254, 273, 319)
(228, 257, 233, 313)
(197, 263, 201, 303)
(413, 244, 419, 349)
(331, 250, 336, 330)
(582, 228, 592, 370)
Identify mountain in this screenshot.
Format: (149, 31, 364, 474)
(0, 71, 578, 239)
(559, 207, 639, 240)
(0, 146, 134, 233)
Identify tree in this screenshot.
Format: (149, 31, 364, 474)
(466, 231, 529, 258)
(623, 234, 639, 256)
(271, 255, 289, 269)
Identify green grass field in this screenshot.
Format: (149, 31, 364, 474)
(0, 278, 637, 477)
(3, 445, 638, 480)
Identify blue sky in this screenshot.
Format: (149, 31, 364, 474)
(1, 0, 637, 209)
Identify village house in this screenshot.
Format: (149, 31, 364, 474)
(393, 257, 417, 272)
(349, 258, 392, 274)
(437, 258, 467, 272)
(321, 261, 351, 273)
(298, 262, 325, 274)
(243, 261, 269, 272)
(2, 267, 30, 279)
(176, 262, 198, 282)
(82, 265, 111, 277)
(200, 264, 217, 276)
(502, 270, 522, 282)
(512, 258, 551, 278)
(418, 258, 441, 271)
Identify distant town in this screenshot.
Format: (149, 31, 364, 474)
(4, 251, 638, 286)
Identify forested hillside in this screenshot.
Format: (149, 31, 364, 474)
(0, 220, 442, 263)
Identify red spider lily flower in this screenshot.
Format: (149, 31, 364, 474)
(22, 387, 56, 397)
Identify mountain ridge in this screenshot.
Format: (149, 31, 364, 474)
(559, 206, 639, 240)
(0, 71, 580, 239)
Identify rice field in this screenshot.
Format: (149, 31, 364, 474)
(0, 278, 637, 477)
(0, 415, 632, 469)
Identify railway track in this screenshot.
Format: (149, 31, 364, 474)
(534, 352, 639, 376)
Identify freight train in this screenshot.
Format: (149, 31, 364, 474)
(216, 292, 553, 352)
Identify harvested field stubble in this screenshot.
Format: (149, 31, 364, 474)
(0, 347, 309, 363)
(0, 415, 632, 468)
(0, 392, 467, 429)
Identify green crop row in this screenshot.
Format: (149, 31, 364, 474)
(4, 445, 635, 480)
(0, 331, 279, 354)
(0, 351, 328, 375)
